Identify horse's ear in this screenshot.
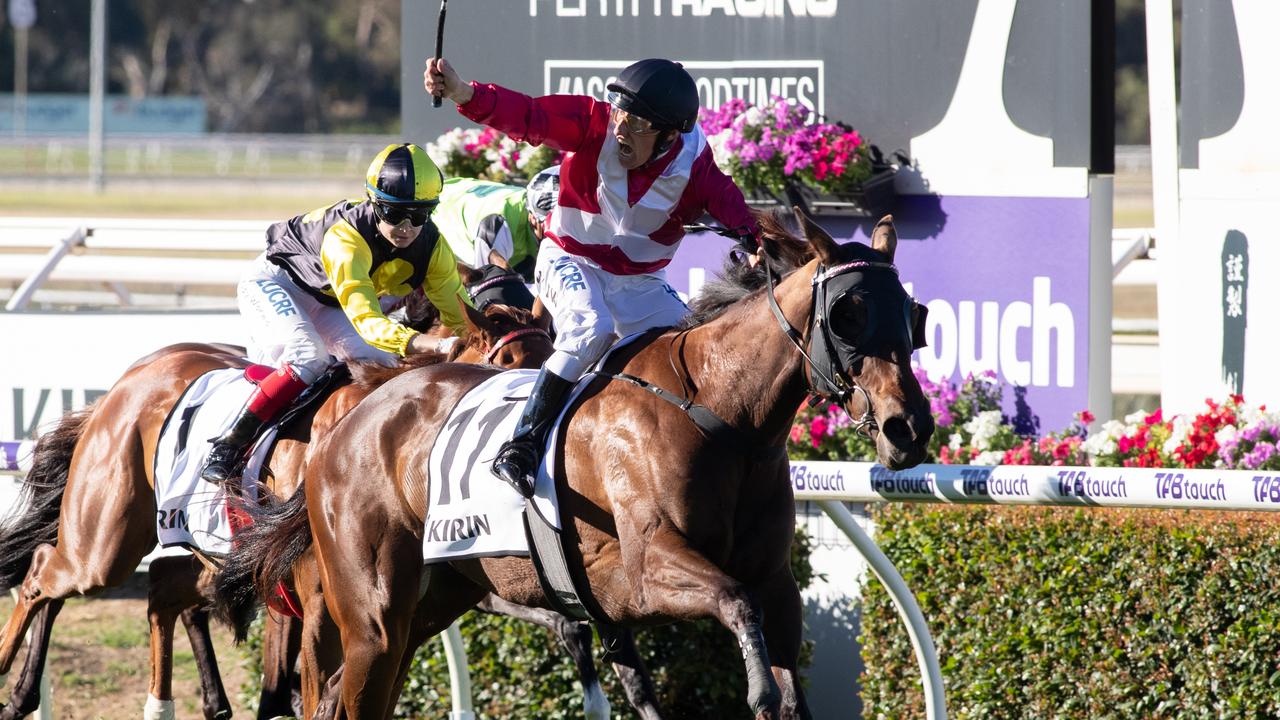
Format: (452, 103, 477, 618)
(870, 214, 897, 263)
(531, 298, 553, 333)
(460, 298, 498, 338)
(791, 205, 839, 264)
(456, 262, 479, 285)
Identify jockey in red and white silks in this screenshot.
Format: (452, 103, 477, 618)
(426, 56, 760, 497)
(459, 83, 758, 378)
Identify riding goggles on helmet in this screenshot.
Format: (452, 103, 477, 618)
(606, 92, 660, 135)
(373, 200, 437, 227)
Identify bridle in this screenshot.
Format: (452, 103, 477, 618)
(467, 270, 533, 312)
(762, 253, 899, 436)
(483, 327, 552, 364)
(682, 222, 907, 438)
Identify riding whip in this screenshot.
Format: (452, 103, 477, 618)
(432, 0, 449, 108)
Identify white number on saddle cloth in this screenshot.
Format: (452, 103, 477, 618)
(152, 368, 275, 555)
(423, 370, 562, 563)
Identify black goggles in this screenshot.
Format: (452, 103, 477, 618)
(373, 201, 437, 227)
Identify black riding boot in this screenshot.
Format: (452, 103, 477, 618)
(492, 369, 575, 497)
(200, 406, 267, 485)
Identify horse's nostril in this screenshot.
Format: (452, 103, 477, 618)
(881, 416, 914, 445)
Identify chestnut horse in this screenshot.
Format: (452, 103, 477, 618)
(221, 208, 933, 718)
(0, 303, 553, 720)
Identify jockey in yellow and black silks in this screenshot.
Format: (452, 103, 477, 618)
(201, 143, 473, 484)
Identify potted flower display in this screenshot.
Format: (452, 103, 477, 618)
(701, 97, 897, 217)
(425, 127, 563, 185)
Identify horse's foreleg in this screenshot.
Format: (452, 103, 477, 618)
(257, 610, 301, 719)
(0, 599, 63, 720)
(383, 569, 488, 712)
(318, 530, 421, 719)
(598, 625, 663, 720)
(626, 528, 781, 718)
(476, 593, 612, 720)
(180, 608, 233, 720)
(756, 568, 812, 720)
(146, 555, 219, 720)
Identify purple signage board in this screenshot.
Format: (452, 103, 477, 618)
(662, 194, 1092, 433)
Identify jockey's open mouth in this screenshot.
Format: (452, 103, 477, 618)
(616, 136, 635, 163)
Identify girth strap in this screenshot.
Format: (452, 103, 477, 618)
(593, 370, 787, 462)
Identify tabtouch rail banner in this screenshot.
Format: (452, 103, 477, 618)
(791, 461, 1280, 512)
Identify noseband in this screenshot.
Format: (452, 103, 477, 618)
(467, 270, 534, 312)
(483, 327, 552, 364)
(763, 254, 900, 436)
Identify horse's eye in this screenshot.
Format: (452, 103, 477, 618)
(829, 295, 867, 339)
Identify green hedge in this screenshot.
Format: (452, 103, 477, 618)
(860, 504, 1280, 719)
(240, 530, 815, 717)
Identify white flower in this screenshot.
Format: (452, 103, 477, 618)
(743, 106, 765, 127)
(963, 410, 1004, 451)
(1100, 419, 1126, 437)
(1082, 430, 1117, 458)
(972, 450, 1005, 466)
(1124, 409, 1148, 425)
(1163, 415, 1194, 455)
(1212, 423, 1237, 449)
(948, 433, 963, 451)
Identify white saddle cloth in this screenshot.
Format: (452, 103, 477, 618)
(152, 368, 277, 555)
(422, 370, 567, 563)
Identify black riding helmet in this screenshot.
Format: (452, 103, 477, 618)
(606, 59, 700, 134)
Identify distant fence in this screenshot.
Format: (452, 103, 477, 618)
(0, 133, 400, 182)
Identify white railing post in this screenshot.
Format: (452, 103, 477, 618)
(441, 620, 475, 720)
(816, 500, 948, 720)
(5, 227, 86, 311)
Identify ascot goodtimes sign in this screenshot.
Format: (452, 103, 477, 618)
(545, 60, 824, 116)
(528, 0, 839, 17)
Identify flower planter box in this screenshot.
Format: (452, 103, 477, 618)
(790, 167, 898, 217)
(737, 167, 898, 218)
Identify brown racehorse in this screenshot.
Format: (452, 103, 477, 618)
(221, 208, 934, 718)
(0, 303, 553, 720)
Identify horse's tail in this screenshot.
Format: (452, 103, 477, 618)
(213, 483, 312, 642)
(0, 404, 97, 592)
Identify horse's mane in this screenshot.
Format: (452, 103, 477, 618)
(348, 352, 445, 389)
(678, 210, 812, 328)
(346, 304, 538, 389)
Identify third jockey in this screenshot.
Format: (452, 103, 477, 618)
(201, 143, 472, 484)
(425, 56, 760, 497)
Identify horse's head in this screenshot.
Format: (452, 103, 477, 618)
(458, 261, 535, 312)
(452, 300, 554, 370)
(773, 208, 934, 469)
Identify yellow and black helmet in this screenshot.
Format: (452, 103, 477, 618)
(365, 143, 444, 206)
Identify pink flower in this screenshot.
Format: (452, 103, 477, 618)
(809, 416, 830, 447)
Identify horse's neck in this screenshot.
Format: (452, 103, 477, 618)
(682, 270, 813, 444)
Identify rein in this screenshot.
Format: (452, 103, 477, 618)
(483, 327, 552, 364)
